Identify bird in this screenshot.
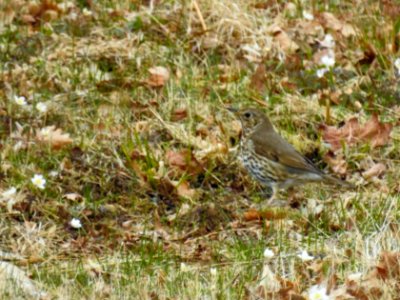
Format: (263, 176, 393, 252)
(228, 107, 352, 207)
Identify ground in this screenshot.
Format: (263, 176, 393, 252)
(0, 0, 400, 299)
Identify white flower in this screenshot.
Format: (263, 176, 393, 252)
(36, 102, 48, 113)
(1, 187, 16, 199)
(316, 68, 329, 78)
(180, 262, 190, 272)
(82, 8, 93, 16)
(31, 174, 46, 189)
(68, 12, 78, 21)
(319, 34, 335, 49)
(210, 267, 217, 276)
(263, 248, 275, 258)
(14, 95, 27, 106)
(307, 284, 331, 300)
(320, 52, 335, 67)
(39, 127, 51, 138)
(70, 218, 82, 229)
(394, 58, 400, 75)
(303, 11, 314, 21)
(297, 250, 314, 261)
(49, 170, 58, 177)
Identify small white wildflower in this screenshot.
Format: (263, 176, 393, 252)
(210, 267, 217, 276)
(302, 11, 314, 21)
(394, 58, 400, 75)
(319, 34, 335, 49)
(263, 248, 275, 258)
(297, 250, 314, 261)
(31, 174, 46, 189)
(82, 8, 93, 16)
(49, 170, 58, 177)
(68, 12, 78, 21)
(395, 58, 400, 69)
(316, 68, 329, 78)
(320, 51, 335, 67)
(1, 187, 17, 199)
(180, 262, 190, 272)
(36, 102, 48, 113)
(39, 127, 51, 138)
(14, 95, 27, 106)
(70, 218, 82, 229)
(308, 284, 331, 300)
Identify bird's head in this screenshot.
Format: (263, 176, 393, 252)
(228, 107, 273, 136)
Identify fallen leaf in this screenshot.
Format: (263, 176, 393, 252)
(375, 251, 400, 280)
(362, 163, 386, 180)
(319, 12, 356, 37)
(147, 66, 170, 87)
(250, 64, 267, 94)
(319, 115, 393, 151)
(175, 181, 198, 200)
(320, 12, 342, 31)
(171, 107, 188, 121)
(323, 152, 348, 175)
(35, 126, 73, 150)
(273, 30, 299, 53)
(63, 193, 83, 201)
(165, 149, 203, 176)
(358, 115, 393, 148)
(243, 208, 288, 221)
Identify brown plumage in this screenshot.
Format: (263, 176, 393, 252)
(229, 107, 352, 206)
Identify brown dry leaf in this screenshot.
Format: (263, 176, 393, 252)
(171, 107, 188, 121)
(297, 19, 324, 36)
(250, 64, 267, 94)
(273, 30, 299, 53)
(175, 181, 198, 200)
(319, 115, 393, 151)
(362, 163, 386, 180)
(36, 126, 73, 150)
(375, 251, 400, 280)
(165, 149, 203, 176)
(320, 12, 342, 31)
(269, 25, 299, 53)
(341, 24, 357, 37)
(21, 0, 60, 25)
(323, 152, 348, 175)
(147, 66, 170, 87)
(346, 277, 382, 300)
(319, 12, 356, 37)
(243, 209, 288, 221)
(63, 193, 83, 201)
(345, 251, 400, 299)
(358, 115, 393, 148)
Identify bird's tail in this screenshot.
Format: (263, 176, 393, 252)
(322, 174, 355, 189)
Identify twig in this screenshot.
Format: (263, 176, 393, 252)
(192, 0, 207, 32)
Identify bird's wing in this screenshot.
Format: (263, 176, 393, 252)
(252, 131, 322, 175)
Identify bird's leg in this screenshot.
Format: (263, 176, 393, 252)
(259, 184, 282, 209)
(268, 185, 279, 204)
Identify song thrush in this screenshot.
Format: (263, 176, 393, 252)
(229, 107, 351, 206)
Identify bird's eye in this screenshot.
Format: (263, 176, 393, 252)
(244, 112, 251, 118)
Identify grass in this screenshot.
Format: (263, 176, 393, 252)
(1, 0, 400, 299)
